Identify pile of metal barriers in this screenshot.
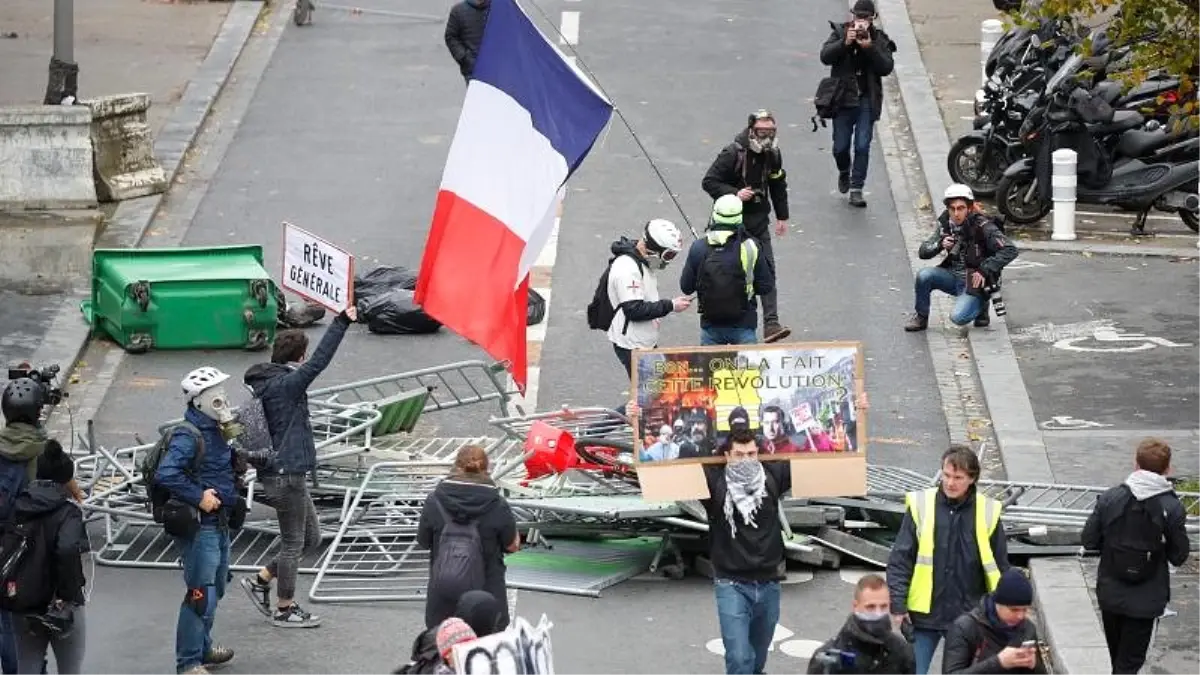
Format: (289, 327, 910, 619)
(69, 360, 1200, 604)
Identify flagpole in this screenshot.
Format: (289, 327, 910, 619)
(521, 0, 699, 240)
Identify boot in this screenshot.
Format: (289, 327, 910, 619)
(974, 308, 991, 328)
(904, 313, 929, 332)
(837, 172, 850, 194)
(763, 323, 792, 343)
(849, 189, 867, 208)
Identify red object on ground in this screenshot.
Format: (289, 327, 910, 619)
(523, 421, 578, 479)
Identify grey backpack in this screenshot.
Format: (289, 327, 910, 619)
(236, 387, 275, 463)
(429, 497, 486, 597)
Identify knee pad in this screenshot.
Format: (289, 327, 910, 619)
(184, 586, 214, 618)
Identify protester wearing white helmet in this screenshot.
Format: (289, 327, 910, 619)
(905, 184, 1018, 332)
(158, 365, 243, 673)
(595, 219, 692, 379)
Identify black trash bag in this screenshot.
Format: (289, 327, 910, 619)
(354, 266, 419, 305)
(527, 288, 546, 326)
(361, 288, 441, 335)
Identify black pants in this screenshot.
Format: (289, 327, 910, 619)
(743, 212, 779, 327)
(1101, 610, 1156, 674)
(261, 473, 322, 602)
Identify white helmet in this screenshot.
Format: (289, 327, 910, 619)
(181, 366, 230, 402)
(644, 218, 683, 269)
(943, 183, 975, 205)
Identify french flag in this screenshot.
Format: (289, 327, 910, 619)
(414, 0, 613, 394)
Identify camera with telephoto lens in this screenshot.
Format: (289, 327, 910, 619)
(812, 647, 857, 673)
(6, 362, 66, 406)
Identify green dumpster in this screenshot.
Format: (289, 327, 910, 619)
(81, 246, 279, 353)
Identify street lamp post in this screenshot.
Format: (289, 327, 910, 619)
(43, 0, 78, 105)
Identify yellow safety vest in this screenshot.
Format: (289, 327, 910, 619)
(737, 239, 759, 301)
(904, 487, 1003, 615)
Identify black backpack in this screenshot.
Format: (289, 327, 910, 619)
(586, 253, 642, 331)
(811, 76, 859, 131)
(428, 497, 487, 598)
(138, 423, 205, 522)
(696, 236, 757, 324)
(0, 456, 30, 524)
(1102, 486, 1166, 584)
(0, 514, 53, 613)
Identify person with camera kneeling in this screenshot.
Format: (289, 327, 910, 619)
(943, 568, 1046, 674)
(156, 367, 246, 674)
(905, 184, 1017, 333)
(808, 573, 915, 674)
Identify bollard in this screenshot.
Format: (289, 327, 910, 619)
(980, 19, 1005, 86)
(1051, 148, 1078, 241)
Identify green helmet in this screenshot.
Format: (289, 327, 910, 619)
(712, 194, 743, 227)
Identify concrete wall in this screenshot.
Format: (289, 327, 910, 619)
(0, 105, 98, 210)
(0, 210, 100, 294)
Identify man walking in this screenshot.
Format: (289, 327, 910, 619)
(886, 445, 1011, 674)
(239, 306, 357, 628)
(702, 110, 792, 343)
(679, 194, 774, 346)
(819, 0, 896, 207)
(905, 184, 1017, 332)
(1082, 438, 1190, 674)
(444, 0, 491, 83)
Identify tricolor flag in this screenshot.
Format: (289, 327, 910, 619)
(414, 0, 613, 394)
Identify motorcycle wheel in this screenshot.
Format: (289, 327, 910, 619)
(947, 135, 1007, 199)
(996, 173, 1051, 225)
(1181, 208, 1199, 233)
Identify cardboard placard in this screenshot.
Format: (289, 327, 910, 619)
(281, 221, 355, 313)
(630, 341, 867, 500)
(453, 615, 554, 675)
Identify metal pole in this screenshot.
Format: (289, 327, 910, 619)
(980, 19, 1004, 87)
(1051, 149, 1078, 241)
(44, 0, 79, 104)
(53, 0, 74, 63)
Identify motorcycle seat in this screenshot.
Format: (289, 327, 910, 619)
(1094, 81, 1122, 104)
(1087, 110, 1144, 135)
(1116, 129, 1172, 158)
(1122, 78, 1179, 101)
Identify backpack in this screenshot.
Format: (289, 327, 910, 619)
(0, 456, 30, 524)
(138, 423, 205, 523)
(236, 391, 275, 461)
(585, 253, 642, 331)
(696, 235, 757, 324)
(393, 627, 441, 674)
(1102, 486, 1166, 584)
(428, 497, 486, 599)
(811, 76, 859, 130)
(0, 515, 53, 613)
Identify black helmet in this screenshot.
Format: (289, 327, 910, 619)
(2, 378, 44, 425)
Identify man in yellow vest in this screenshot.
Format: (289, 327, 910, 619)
(885, 444, 1011, 674)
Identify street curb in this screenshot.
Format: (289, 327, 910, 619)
(877, 0, 1110, 671)
(1013, 239, 1199, 258)
(29, 2, 266, 395)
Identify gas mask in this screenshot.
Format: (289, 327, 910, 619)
(748, 131, 777, 154)
(192, 385, 241, 439)
(646, 247, 677, 270)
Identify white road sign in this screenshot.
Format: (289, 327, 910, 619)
(281, 222, 354, 313)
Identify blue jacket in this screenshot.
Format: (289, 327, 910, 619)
(243, 315, 351, 475)
(156, 407, 237, 523)
(679, 229, 774, 329)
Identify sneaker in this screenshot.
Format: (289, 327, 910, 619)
(239, 575, 272, 618)
(203, 646, 234, 668)
(181, 667, 209, 675)
(849, 189, 867, 208)
(763, 323, 792, 343)
(904, 313, 929, 332)
(837, 172, 850, 194)
(273, 603, 322, 629)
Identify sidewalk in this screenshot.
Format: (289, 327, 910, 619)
(903, 0, 1199, 249)
(0, 0, 231, 135)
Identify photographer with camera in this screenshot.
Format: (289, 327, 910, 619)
(238, 305, 357, 630)
(904, 184, 1017, 333)
(808, 573, 915, 674)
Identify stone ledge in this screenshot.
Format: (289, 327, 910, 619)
(1030, 558, 1111, 672)
(0, 105, 92, 126)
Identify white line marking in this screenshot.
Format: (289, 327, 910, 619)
(559, 11, 580, 46)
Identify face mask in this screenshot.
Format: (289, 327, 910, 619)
(193, 385, 235, 425)
(854, 610, 893, 638)
(648, 248, 677, 270)
(747, 135, 777, 153)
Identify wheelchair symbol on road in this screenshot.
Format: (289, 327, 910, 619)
(1041, 416, 1113, 431)
(1005, 260, 1051, 270)
(1053, 329, 1193, 353)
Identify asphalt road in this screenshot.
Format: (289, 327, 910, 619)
(536, 0, 951, 472)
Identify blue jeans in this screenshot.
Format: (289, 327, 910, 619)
(714, 579, 780, 675)
(701, 325, 758, 346)
(173, 525, 230, 673)
(912, 628, 945, 675)
(832, 100, 875, 190)
(0, 611, 15, 675)
(914, 267, 984, 326)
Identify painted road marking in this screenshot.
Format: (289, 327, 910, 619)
(1054, 329, 1193, 353)
(1010, 320, 1116, 345)
(1040, 415, 1113, 431)
(559, 11, 580, 46)
(1004, 260, 1051, 270)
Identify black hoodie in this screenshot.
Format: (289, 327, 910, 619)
(807, 614, 916, 674)
(417, 476, 517, 629)
(12, 480, 88, 606)
(943, 599, 1046, 674)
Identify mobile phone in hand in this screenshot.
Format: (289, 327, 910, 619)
(1020, 640, 1038, 649)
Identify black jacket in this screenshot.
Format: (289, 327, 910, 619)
(417, 475, 518, 629)
(807, 615, 915, 674)
(886, 487, 1012, 632)
(679, 229, 775, 329)
(701, 459, 791, 581)
(445, 0, 491, 77)
(243, 314, 350, 476)
(1081, 473, 1191, 619)
(13, 481, 88, 606)
(943, 599, 1047, 674)
(918, 212, 1018, 297)
(701, 129, 790, 230)
(819, 21, 896, 121)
